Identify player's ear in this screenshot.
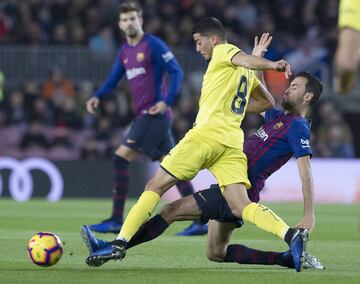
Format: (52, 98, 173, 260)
(210, 35, 219, 46)
(304, 92, 313, 104)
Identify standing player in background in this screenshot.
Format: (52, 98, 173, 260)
(85, 18, 309, 272)
(86, 1, 207, 236)
(82, 34, 323, 271)
(335, 0, 360, 95)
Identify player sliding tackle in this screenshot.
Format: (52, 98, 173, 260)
(81, 33, 324, 269)
(83, 18, 311, 272)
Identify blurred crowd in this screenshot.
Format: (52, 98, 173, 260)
(0, 0, 357, 159)
(0, 0, 338, 63)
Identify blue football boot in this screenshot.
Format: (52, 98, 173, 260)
(85, 240, 127, 267)
(176, 223, 208, 236)
(88, 218, 122, 234)
(80, 225, 109, 254)
(289, 229, 309, 272)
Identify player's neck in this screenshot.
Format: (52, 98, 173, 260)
(126, 31, 145, 46)
(285, 109, 306, 117)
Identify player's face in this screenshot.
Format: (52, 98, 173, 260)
(193, 33, 214, 61)
(119, 11, 143, 38)
(282, 76, 308, 111)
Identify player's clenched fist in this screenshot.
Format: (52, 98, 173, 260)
(86, 97, 100, 114)
(274, 59, 292, 79)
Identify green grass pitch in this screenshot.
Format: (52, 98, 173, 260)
(0, 199, 359, 284)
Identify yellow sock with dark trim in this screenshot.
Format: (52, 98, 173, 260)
(118, 191, 160, 241)
(242, 202, 289, 239)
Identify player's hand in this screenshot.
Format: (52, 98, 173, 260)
(273, 59, 292, 79)
(148, 101, 168, 115)
(252, 33, 273, 57)
(295, 214, 315, 233)
(86, 97, 100, 114)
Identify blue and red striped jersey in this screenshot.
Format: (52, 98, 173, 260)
(244, 108, 312, 202)
(95, 34, 183, 116)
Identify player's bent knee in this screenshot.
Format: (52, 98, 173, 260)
(159, 202, 179, 223)
(229, 202, 250, 219)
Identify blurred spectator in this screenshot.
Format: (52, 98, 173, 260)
(20, 120, 49, 149)
(29, 97, 54, 126)
(23, 80, 41, 108)
(315, 124, 356, 158)
(89, 26, 116, 58)
(80, 137, 101, 160)
(53, 96, 82, 129)
(5, 91, 27, 126)
(0, 70, 4, 103)
(42, 67, 74, 99)
(95, 117, 112, 141)
(313, 100, 355, 158)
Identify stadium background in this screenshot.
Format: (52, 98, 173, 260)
(0, 0, 359, 202)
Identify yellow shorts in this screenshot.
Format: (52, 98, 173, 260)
(160, 128, 250, 190)
(338, 0, 360, 32)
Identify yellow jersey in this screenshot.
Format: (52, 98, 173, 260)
(338, 0, 360, 31)
(194, 43, 260, 149)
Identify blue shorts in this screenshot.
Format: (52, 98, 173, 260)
(123, 113, 175, 161)
(193, 184, 244, 228)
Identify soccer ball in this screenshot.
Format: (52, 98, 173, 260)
(27, 232, 63, 267)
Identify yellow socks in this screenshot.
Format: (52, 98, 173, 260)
(242, 202, 289, 239)
(117, 191, 160, 241)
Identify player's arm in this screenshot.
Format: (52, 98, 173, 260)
(251, 33, 272, 87)
(246, 83, 275, 114)
(86, 53, 125, 114)
(231, 52, 291, 79)
(295, 155, 315, 232)
(148, 37, 184, 115)
(246, 33, 275, 114)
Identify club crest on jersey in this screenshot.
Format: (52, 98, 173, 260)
(123, 58, 128, 64)
(137, 52, 145, 62)
(273, 122, 284, 129)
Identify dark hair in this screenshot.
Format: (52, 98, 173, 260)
(192, 17, 226, 41)
(295, 71, 323, 106)
(119, 1, 142, 16)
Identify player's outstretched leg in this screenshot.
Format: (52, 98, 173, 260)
(289, 229, 309, 272)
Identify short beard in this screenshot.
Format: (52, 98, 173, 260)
(281, 100, 295, 111)
(126, 28, 138, 38)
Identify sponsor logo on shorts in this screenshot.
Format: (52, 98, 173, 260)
(198, 192, 207, 202)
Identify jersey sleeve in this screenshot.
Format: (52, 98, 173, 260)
(264, 108, 283, 122)
(213, 44, 242, 66)
(95, 50, 125, 99)
(249, 70, 261, 92)
(148, 36, 184, 106)
(287, 119, 312, 158)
